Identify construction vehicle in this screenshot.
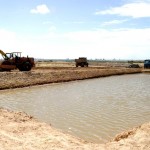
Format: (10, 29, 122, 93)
(75, 57, 88, 67)
(0, 49, 35, 71)
(127, 64, 140, 68)
(144, 60, 150, 69)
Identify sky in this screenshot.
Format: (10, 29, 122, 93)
(0, 0, 150, 60)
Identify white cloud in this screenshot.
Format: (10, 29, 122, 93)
(101, 19, 127, 26)
(30, 4, 50, 14)
(63, 21, 85, 25)
(0, 29, 18, 51)
(28, 28, 150, 59)
(43, 21, 53, 25)
(48, 26, 57, 31)
(0, 28, 150, 60)
(95, 2, 150, 18)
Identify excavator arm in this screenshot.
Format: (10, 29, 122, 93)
(0, 49, 9, 60)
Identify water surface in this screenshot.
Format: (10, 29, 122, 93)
(0, 73, 150, 143)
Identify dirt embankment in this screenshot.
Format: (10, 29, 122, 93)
(0, 67, 141, 90)
(0, 108, 149, 150)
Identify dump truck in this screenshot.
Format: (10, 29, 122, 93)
(0, 49, 35, 71)
(75, 57, 88, 67)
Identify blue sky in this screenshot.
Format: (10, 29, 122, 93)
(0, 0, 150, 59)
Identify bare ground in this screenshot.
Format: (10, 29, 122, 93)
(0, 108, 149, 150)
(0, 67, 142, 90)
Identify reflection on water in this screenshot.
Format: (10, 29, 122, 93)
(0, 74, 150, 143)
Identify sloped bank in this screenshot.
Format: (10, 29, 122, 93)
(0, 108, 149, 150)
(0, 68, 141, 90)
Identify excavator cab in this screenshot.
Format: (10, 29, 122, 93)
(5, 52, 21, 59)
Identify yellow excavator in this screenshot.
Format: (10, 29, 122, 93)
(0, 49, 35, 71)
(0, 50, 9, 59)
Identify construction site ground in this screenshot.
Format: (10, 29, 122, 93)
(0, 61, 149, 150)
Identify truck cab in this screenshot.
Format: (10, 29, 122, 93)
(144, 60, 150, 69)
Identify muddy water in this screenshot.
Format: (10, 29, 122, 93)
(0, 74, 150, 143)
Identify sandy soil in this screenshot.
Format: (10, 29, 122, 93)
(0, 66, 141, 90)
(0, 108, 149, 150)
(0, 62, 149, 150)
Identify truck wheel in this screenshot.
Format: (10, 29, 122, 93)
(23, 62, 31, 71)
(19, 62, 31, 71)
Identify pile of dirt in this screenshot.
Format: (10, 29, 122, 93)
(0, 108, 149, 150)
